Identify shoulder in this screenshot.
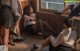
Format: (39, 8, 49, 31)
(60, 29, 68, 34)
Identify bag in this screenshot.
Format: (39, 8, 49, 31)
(0, 45, 6, 51)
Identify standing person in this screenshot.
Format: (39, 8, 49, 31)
(11, 0, 24, 41)
(0, 0, 14, 51)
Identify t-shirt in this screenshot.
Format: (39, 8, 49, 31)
(11, 0, 19, 16)
(50, 27, 77, 47)
(69, 4, 80, 17)
(11, 0, 22, 16)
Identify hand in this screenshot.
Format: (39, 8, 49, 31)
(21, 10, 23, 15)
(18, 13, 21, 17)
(73, 16, 80, 20)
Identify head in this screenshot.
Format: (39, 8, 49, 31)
(63, 18, 73, 28)
(23, 5, 33, 16)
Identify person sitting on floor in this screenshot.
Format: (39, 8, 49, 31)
(23, 5, 36, 35)
(33, 18, 77, 51)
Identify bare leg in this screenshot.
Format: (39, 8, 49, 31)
(61, 5, 70, 13)
(38, 36, 51, 51)
(1, 26, 9, 51)
(4, 27, 9, 48)
(13, 16, 21, 38)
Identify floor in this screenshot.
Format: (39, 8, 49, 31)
(9, 32, 44, 51)
(9, 32, 80, 51)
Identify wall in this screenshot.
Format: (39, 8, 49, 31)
(21, 0, 64, 35)
(36, 12, 64, 35)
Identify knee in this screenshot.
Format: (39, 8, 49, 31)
(38, 20, 43, 24)
(43, 21, 48, 25)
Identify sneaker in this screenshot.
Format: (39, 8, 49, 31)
(31, 44, 38, 51)
(0, 45, 7, 51)
(8, 42, 15, 46)
(13, 37, 25, 42)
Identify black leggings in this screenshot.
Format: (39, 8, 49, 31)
(26, 25, 35, 35)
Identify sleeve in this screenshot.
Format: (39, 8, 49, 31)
(50, 29, 65, 47)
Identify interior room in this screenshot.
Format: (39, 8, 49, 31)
(0, 0, 80, 51)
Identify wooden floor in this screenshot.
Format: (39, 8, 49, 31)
(9, 32, 44, 51)
(9, 32, 80, 51)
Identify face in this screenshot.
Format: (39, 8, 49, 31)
(63, 23, 68, 28)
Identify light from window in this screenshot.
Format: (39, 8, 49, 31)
(41, 0, 64, 11)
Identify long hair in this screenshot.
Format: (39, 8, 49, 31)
(23, 5, 31, 16)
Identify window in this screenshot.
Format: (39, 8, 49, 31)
(41, 0, 64, 11)
(39, 0, 79, 12)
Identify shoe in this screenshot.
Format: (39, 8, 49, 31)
(31, 44, 38, 51)
(10, 31, 18, 36)
(0, 45, 7, 51)
(8, 42, 15, 46)
(13, 37, 25, 42)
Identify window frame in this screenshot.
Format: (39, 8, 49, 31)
(38, 0, 66, 13)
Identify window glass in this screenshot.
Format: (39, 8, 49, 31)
(41, 0, 64, 11)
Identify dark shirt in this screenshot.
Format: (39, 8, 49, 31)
(69, 4, 80, 17)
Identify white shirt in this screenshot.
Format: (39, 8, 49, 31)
(24, 13, 36, 26)
(50, 27, 77, 47)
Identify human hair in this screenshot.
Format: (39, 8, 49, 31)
(23, 5, 31, 16)
(63, 17, 73, 27)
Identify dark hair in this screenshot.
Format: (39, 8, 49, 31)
(23, 5, 31, 16)
(63, 17, 73, 27)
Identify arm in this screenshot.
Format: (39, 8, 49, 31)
(18, 0, 23, 14)
(73, 16, 80, 20)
